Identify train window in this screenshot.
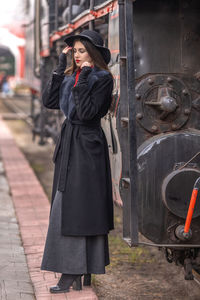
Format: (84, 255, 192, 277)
(94, 0, 108, 7)
(24, 0, 30, 15)
(94, 15, 109, 47)
(60, 0, 90, 26)
(49, 1, 112, 32)
(57, 0, 68, 28)
(48, 1, 90, 31)
(71, 0, 90, 20)
(0, 48, 15, 76)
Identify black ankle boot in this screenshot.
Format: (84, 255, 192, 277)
(72, 273, 91, 290)
(83, 274, 91, 286)
(50, 274, 80, 294)
(72, 275, 82, 291)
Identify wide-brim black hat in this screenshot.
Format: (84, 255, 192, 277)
(64, 30, 111, 65)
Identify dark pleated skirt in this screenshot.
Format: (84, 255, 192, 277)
(41, 191, 110, 274)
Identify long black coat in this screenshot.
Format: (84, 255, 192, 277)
(42, 66, 114, 236)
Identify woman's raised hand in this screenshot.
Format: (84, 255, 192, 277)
(80, 61, 93, 69)
(55, 47, 72, 74)
(62, 46, 72, 54)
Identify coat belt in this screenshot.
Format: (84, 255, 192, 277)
(55, 118, 101, 192)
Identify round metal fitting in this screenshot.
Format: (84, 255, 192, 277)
(162, 168, 200, 218)
(136, 113, 143, 120)
(160, 96, 178, 112)
(135, 74, 191, 133)
(175, 225, 192, 241)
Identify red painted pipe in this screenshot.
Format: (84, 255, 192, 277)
(184, 177, 200, 234)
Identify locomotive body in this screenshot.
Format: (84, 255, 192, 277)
(24, 0, 200, 279)
(134, 0, 200, 245)
(131, 0, 200, 278)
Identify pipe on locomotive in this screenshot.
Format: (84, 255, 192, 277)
(184, 177, 200, 233)
(175, 177, 200, 241)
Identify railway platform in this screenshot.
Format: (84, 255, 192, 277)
(0, 115, 98, 300)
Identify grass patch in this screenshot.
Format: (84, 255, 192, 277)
(30, 162, 45, 173)
(108, 235, 155, 268)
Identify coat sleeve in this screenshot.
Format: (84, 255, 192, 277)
(42, 72, 65, 109)
(71, 72, 113, 121)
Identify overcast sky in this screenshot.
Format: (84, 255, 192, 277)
(0, 0, 25, 26)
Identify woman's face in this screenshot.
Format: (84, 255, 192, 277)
(73, 40, 93, 68)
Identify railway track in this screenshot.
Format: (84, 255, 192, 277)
(1, 95, 35, 127)
(1, 95, 62, 145)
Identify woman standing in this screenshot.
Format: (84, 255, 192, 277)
(41, 30, 114, 294)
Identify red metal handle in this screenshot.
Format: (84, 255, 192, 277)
(184, 177, 200, 234)
(184, 189, 198, 233)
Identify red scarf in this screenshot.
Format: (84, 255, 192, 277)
(74, 69, 81, 87)
(73, 66, 94, 87)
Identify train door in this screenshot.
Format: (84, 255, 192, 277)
(102, 0, 139, 246)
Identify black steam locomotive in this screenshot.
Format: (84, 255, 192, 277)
(24, 0, 200, 280)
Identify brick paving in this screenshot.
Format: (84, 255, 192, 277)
(0, 116, 98, 300)
(0, 154, 35, 299)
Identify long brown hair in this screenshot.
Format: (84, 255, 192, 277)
(64, 38, 113, 78)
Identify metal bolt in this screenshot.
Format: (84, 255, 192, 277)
(136, 93, 141, 100)
(172, 124, 178, 130)
(182, 89, 188, 95)
(136, 113, 143, 120)
(184, 108, 190, 115)
(121, 117, 129, 128)
(167, 77, 173, 83)
(148, 78, 154, 85)
(183, 232, 190, 239)
(151, 125, 158, 132)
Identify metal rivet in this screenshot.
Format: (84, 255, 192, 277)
(136, 113, 143, 120)
(136, 94, 141, 100)
(182, 89, 188, 95)
(167, 77, 173, 83)
(148, 78, 154, 85)
(172, 124, 178, 130)
(151, 125, 158, 132)
(121, 117, 129, 128)
(184, 108, 190, 115)
(121, 178, 130, 189)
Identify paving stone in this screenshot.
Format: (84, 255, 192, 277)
(5, 293, 21, 300)
(21, 293, 36, 300)
(5, 292, 35, 300)
(4, 280, 21, 292)
(18, 281, 35, 293)
(3, 279, 34, 294)
(0, 177, 9, 193)
(0, 161, 4, 174)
